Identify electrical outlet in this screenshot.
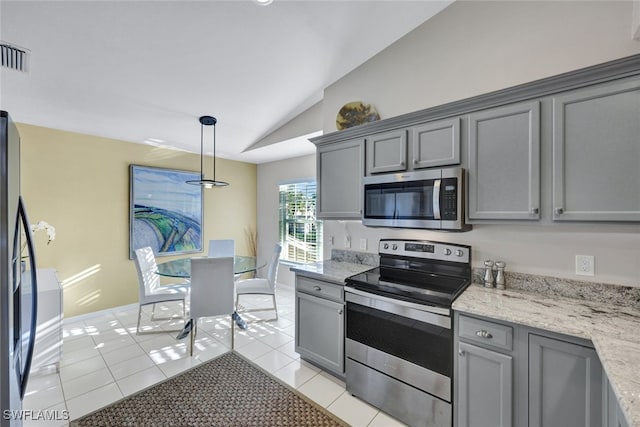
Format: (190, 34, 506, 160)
(360, 238, 367, 250)
(575, 255, 595, 276)
(344, 236, 351, 249)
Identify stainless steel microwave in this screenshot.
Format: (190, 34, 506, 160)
(362, 167, 470, 231)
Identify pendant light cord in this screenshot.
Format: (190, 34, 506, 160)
(200, 123, 205, 180)
(213, 123, 217, 181)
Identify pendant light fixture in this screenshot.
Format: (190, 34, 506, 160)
(186, 115, 229, 188)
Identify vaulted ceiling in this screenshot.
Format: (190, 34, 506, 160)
(0, 1, 451, 163)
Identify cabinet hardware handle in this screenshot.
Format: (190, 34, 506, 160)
(313, 286, 321, 291)
(555, 207, 564, 215)
(338, 309, 343, 315)
(400, 161, 405, 167)
(413, 159, 418, 165)
(459, 350, 465, 356)
(476, 330, 493, 339)
(530, 207, 539, 214)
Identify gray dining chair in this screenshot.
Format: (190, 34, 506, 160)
(207, 239, 235, 258)
(133, 246, 189, 334)
(234, 243, 282, 321)
(188, 256, 236, 355)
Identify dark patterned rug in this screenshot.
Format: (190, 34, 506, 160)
(71, 352, 348, 427)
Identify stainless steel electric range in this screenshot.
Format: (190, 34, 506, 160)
(344, 239, 472, 427)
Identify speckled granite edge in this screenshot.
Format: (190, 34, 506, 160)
(330, 249, 379, 266)
(472, 268, 640, 310)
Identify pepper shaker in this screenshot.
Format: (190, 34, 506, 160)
(495, 261, 506, 289)
(483, 260, 495, 288)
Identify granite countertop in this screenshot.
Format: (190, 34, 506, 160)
(453, 284, 640, 427)
(289, 260, 373, 285)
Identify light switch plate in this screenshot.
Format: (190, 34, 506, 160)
(359, 238, 367, 250)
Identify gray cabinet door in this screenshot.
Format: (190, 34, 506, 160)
(366, 129, 407, 174)
(529, 334, 602, 427)
(316, 138, 364, 219)
(295, 290, 344, 376)
(603, 373, 630, 427)
(468, 101, 540, 220)
(411, 117, 460, 169)
(552, 78, 640, 221)
(457, 341, 513, 427)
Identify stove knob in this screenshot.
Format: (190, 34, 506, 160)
(383, 243, 389, 250)
(455, 249, 464, 257)
(443, 248, 452, 256)
(392, 244, 398, 250)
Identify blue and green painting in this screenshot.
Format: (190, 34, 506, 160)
(131, 165, 202, 257)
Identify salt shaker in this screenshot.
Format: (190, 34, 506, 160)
(483, 260, 495, 287)
(495, 261, 506, 289)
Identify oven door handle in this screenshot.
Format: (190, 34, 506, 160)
(345, 286, 451, 329)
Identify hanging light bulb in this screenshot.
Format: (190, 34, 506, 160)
(186, 115, 229, 188)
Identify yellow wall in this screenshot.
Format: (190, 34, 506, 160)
(17, 123, 257, 318)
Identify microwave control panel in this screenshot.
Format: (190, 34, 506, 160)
(441, 177, 458, 220)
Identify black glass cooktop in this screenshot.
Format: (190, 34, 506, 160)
(345, 266, 470, 308)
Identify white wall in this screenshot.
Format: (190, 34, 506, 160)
(323, 1, 640, 128)
(256, 1, 640, 287)
(257, 154, 316, 287)
(318, 1, 640, 287)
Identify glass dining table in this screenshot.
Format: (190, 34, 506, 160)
(156, 255, 260, 278)
(156, 256, 261, 333)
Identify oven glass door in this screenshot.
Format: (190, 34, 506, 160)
(363, 179, 437, 220)
(346, 300, 452, 377)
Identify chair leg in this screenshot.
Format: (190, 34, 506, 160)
(136, 305, 143, 334)
(272, 294, 278, 320)
(190, 318, 197, 357)
(231, 314, 235, 350)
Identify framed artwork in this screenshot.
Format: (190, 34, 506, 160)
(129, 165, 203, 259)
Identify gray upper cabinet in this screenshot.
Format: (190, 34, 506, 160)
(468, 101, 540, 220)
(457, 341, 513, 427)
(366, 118, 461, 175)
(411, 117, 460, 169)
(528, 334, 602, 427)
(552, 78, 640, 221)
(366, 129, 407, 174)
(316, 138, 364, 219)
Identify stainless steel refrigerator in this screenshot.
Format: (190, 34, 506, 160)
(0, 110, 38, 426)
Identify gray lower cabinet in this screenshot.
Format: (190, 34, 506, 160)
(294, 275, 345, 377)
(467, 101, 540, 221)
(316, 138, 364, 219)
(455, 313, 605, 427)
(552, 78, 640, 221)
(457, 342, 512, 427)
(603, 372, 630, 427)
(528, 334, 602, 427)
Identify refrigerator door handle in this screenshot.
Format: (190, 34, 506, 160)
(17, 196, 37, 399)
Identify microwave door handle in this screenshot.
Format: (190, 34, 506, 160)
(433, 179, 441, 220)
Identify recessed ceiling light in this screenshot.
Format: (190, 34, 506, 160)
(254, 0, 274, 6)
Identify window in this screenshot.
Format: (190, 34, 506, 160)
(279, 181, 322, 263)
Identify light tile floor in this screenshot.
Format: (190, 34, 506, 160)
(24, 283, 408, 427)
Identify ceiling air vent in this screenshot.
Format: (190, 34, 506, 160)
(1, 42, 29, 73)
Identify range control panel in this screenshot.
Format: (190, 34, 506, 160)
(379, 239, 471, 264)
